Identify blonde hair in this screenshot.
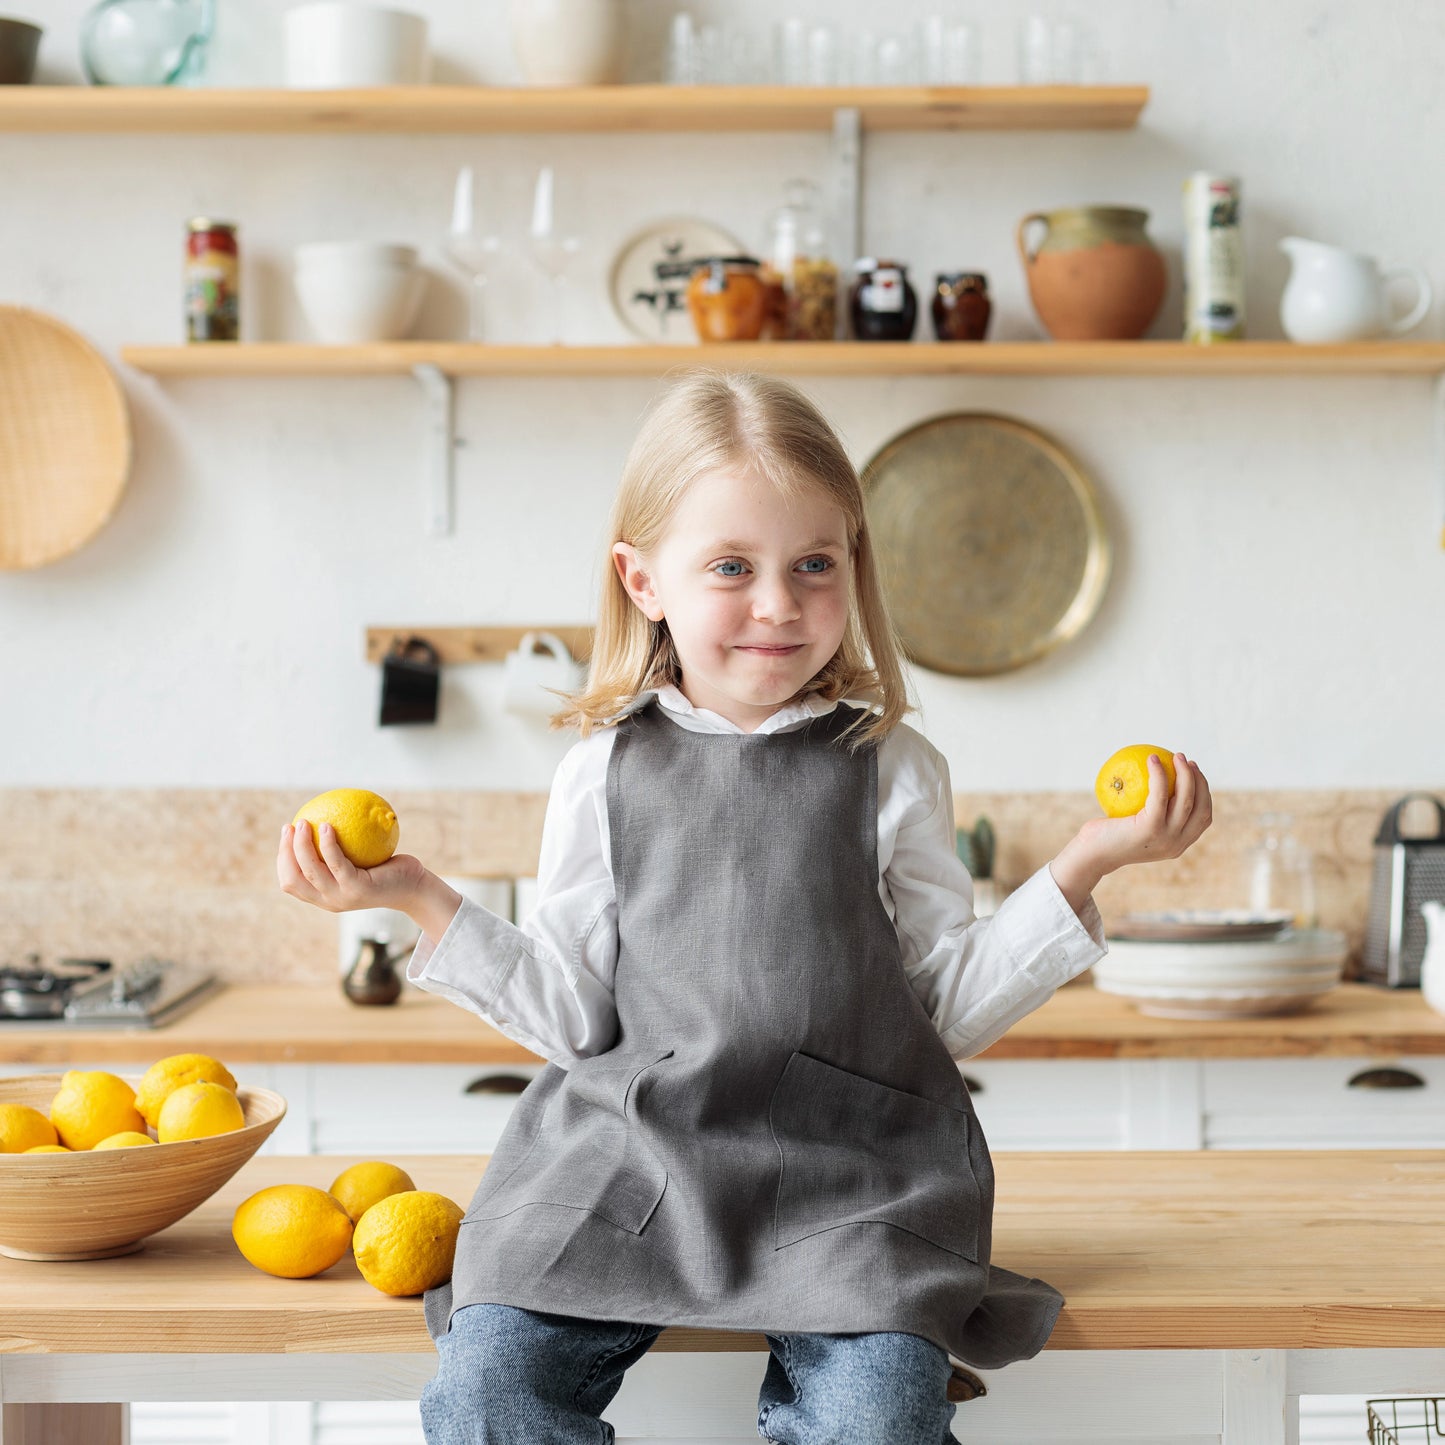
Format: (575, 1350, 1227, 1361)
(552, 369, 915, 751)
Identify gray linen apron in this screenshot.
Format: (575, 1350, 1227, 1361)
(425, 700, 1062, 1369)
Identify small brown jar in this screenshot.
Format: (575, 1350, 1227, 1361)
(931, 272, 991, 342)
(686, 256, 769, 342)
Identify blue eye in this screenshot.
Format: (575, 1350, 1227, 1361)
(799, 556, 832, 573)
(714, 559, 746, 577)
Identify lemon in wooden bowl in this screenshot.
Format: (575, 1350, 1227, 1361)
(0, 1074, 286, 1261)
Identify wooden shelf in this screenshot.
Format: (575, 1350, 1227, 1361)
(0, 83, 1147, 134)
(121, 340, 1445, 378)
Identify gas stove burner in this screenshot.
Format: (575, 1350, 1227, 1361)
(0, 954, 221, 1027)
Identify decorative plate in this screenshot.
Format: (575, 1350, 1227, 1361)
(859, 413, 1110, 676)
(607, 216, 745, 343)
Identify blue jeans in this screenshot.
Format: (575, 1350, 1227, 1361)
(420, 1302, 959, 1445)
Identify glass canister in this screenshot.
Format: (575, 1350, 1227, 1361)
(686, 256, 769, 342)
(849, 258, 917, 341)
(931, 272, 991, 341)
(184, 217, 239, 342)
(759, 179, 838, 342)
(1246, 812, 1319, 929)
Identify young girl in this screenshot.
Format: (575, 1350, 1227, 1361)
(279, 370, 1212, 1445)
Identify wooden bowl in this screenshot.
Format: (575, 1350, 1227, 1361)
(0, 1075, 286, 1260)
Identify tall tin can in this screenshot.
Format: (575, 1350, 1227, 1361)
(185, 218, 239, 342)
(1182, 174, 1244, 343)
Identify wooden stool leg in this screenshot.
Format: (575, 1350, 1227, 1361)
(1, 1403, 127, 1444)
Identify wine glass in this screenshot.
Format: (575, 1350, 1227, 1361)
(442, 165, 502, 342)
(525, 166, 581, 346)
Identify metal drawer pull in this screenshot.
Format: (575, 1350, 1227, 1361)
(1346, 1066, 1427, 1090)
(961, 1074, 984, 1095)
(464, 1074, 532, 1095)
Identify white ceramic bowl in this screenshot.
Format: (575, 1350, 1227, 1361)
(285, 2, 430, 88)
(294, 246, 426, 343)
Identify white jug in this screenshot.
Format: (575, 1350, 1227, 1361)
(1421, 900, 1445, 1017)
(1279, 237, 1432, 343)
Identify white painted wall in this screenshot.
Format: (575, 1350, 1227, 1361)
(3, 1, 1443, 792)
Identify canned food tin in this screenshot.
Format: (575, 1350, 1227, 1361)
(185, 218, 239, 342)
(1183, 174, 1244, 343)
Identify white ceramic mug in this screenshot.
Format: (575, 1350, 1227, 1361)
(285, 2, 431, 88)
(501, 631, 585, 719)
(508, 0, 624, 84)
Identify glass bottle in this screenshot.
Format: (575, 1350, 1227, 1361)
(760, 179, 838, 341)
(1247, 812, 1319, 929)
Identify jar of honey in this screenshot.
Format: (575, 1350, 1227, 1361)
(931, 272, 992, 341)
(686, 257, 769, 342)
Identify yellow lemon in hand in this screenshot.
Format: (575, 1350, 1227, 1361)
(156, 1081, 246, 1143)
(93, 1131, 157, 1150)
(49, 1071, 146, 1151)
(0, 1103, 59, 1153)
(1095, 745, 1178, 818)
(232, 1184, 354, 1279)
(134, 1053, 238, 1130)
(329, 1161, 417, 1225)
(292, 789, 400, 870)
(352, 1191, 464, 1297)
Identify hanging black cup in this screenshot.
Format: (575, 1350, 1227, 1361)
(379, 636, 441, 726)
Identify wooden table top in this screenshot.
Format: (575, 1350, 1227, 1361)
(0, 980, 1441, 1065)
(1, 1149, 1442, 1355)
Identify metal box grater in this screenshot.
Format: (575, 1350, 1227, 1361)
(1361, 793, 1445, 987)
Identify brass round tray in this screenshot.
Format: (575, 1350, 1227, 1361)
(860, 412, 1111, 676)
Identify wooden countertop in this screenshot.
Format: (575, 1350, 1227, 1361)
(0, 980, 1441, 1065)
(1, 1149, 1442, 1354)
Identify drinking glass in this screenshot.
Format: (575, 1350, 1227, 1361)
(526, 166, 580, 346)
(443, 165, 502, 342)
(1247, 813, 1320, 930)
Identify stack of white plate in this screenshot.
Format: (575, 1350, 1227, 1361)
(1093, 910, 1348, 1020)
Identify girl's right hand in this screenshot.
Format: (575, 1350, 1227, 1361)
(277, 820, 429, 916)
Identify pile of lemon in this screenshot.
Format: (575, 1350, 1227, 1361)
(232, 1162, 464, 1298)
(0, 1053, 245, 1155)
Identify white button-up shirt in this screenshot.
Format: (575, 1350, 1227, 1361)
(408, 683, 1107, 1068)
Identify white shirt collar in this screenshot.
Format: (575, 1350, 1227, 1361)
(620, 682, 839, 735)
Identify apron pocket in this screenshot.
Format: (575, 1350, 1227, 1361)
(769, 1050, 980, 1261)
(464, 1048, 672, 1235)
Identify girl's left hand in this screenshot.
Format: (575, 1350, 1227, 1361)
(1052, 753, 1213, 901)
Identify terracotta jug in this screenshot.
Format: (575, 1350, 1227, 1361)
(1016, 206, 1167, 340)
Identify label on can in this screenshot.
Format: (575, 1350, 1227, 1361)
(862, 268, 905, 313)
(186, 221, 239, 343)
(1183, 175, 1244, 343)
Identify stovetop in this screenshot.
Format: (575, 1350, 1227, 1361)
(0, 954, 223, 1028)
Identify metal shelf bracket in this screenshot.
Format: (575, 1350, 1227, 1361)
(412, 362, 456, 537)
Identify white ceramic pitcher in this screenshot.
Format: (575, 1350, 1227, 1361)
(1420, 900, 1445, 1017)
(1279, 237, 1432, 343)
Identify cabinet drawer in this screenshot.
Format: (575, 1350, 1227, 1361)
(1203, 1057, 1445, 1148)
(309, 1062, 542, 1155)
(961, 1060, 1130, 1150)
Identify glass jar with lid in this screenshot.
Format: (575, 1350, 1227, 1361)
(686, 256, 769, 342)
(1246, 812, 1319, 929)
(759, 179, 838, 341)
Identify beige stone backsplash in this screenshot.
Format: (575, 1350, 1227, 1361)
(0, 786, 1435, 985)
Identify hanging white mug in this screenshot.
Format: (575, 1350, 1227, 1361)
(501, 631, 585, 719)
(1279, 236, 1432, 343)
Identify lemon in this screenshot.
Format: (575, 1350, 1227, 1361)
(49, 1071, 146, 1151)
(24, 1144, 71, 1153)
(156, 1081, 246, 1143)
(0, 1103, 59, 1153)
(291, 789, 400, 869)
(1095, 745, 1179, 818)
(352, 1190, 465, 1297)
(232, 1184, 354, 1279)
(134, 1054, 238, 1130)
(93, 1131, 157, 1149)
(329, 1161, 417, 1225)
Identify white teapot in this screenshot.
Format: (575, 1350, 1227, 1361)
(1421, 900, 1445, 1017)
(1279, 237, 1432, 343)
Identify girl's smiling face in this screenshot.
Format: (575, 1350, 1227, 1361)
(612, 468, 852, 733)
